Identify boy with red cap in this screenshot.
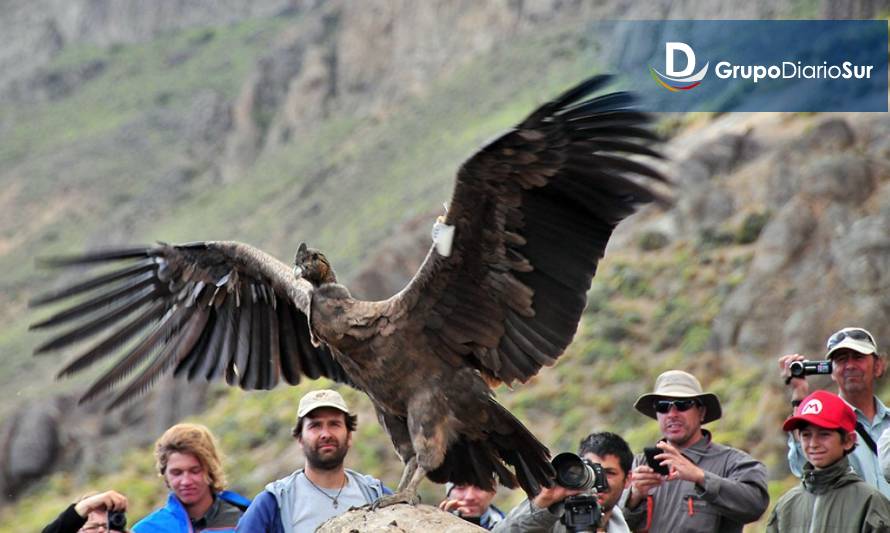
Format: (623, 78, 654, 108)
(767, 390, 890, 532)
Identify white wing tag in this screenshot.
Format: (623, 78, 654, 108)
(431, 217, 455, 257)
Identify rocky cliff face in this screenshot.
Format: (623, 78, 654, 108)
(0, 0, 294, 99)
(637, 113, 890, 358)
(2, 0, 889, 514)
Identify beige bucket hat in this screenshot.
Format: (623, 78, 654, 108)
(634, 370, 722, 424)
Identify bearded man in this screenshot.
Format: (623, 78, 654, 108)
(238, 389, 390, 532)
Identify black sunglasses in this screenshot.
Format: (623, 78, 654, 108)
(654, 399, 700, 414)
(827, 328, 876, 351)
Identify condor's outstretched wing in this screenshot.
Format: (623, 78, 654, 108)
(398, 75, 666, 385)
(30, 241, 353, 408)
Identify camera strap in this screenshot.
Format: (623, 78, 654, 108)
(855, 422, 878, 455)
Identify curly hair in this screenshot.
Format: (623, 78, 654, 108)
(154, 423, 227, 493)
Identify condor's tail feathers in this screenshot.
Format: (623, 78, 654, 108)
(428, 398, 554, 496)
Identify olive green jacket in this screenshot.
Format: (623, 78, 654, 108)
(767, 456, 890, 532)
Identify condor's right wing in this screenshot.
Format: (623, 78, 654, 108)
(30, 241, 353, 409)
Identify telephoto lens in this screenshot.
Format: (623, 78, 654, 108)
(551, 452, 608, 492)
(552, 452, 595, 490)
(551, 453, 608, 533)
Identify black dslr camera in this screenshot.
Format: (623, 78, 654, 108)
(551, 452, 609, 533)
(789, 360, 832, 378)
(107, 510, 127, 531)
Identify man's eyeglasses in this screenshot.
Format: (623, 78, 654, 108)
(827, 328, 876, 351)
(653, 399, 700, 413)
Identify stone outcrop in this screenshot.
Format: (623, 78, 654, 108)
(0, 399, 61, 500)
(317, 503, 486, 533)
(0, 381, 207, 501)
(642, 113, 890, 357)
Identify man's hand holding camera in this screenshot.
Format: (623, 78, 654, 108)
(655, 441, 705, 485)
(779, 353, 811, 401)
(628, 442, 705, 508)
(531, 484, 585, 510)
(73, 490, 127, 518)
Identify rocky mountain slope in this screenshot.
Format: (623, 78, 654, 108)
(1, 1, 888, 530)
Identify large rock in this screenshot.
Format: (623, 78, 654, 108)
(0, 399, 62, 500)
(317, 503, 486, 533)
(749, 197, 818, 275)
(793, 117, 856, 154)
(831, 214, 890, 294)
(0, 378, 208, 501)
(800, 154, 873, 204)
(690, 132, 760, 177)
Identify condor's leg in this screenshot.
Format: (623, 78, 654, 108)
(395, 456, 418, 492)
(372, 461, 427, 509)
(373, 394, 452, 508)
(374, 409, 418, 492)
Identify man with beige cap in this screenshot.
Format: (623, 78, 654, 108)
(238, 389, 389, 532)
(622, 370, 769, 533)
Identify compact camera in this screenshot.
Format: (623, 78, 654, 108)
(107, 511, 127, 531)
(789, 360, 832, 378)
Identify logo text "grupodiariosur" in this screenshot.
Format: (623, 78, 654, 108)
(715, 60, 875, 83)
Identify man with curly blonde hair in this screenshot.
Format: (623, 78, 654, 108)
(133, 423, 250, 533)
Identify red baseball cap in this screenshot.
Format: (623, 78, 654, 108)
(782, 390, 856, 433)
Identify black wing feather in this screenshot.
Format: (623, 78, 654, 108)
(401, 74, 667, 386)
(30, 241, 355, 406)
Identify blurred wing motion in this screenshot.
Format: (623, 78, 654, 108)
(30, 242, 353, 408)
(31, 74, 666, 501)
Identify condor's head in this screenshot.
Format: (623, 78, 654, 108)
(293, 242, 337, 286)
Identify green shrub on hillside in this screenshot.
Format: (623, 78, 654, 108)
(736, 211, 771, 244)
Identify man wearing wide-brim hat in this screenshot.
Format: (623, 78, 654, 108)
(779, 326, 890, 498)
(622, 370, 769, 533)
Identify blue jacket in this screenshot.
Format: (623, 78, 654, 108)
(478, 505, 505, 530)
(133, 490, 251, 533)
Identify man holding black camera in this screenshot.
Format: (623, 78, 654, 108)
(779, 326, 890, 498)
(623, 370, 769, 533)
(42, 490, 129, 533)
(492, 431, 633, 532)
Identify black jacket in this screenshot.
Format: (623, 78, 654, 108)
(42, 504, 86, 533)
